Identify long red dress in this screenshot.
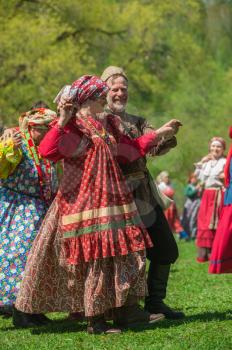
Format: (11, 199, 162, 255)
(209, 146, 232, 273)
(15, 114, 158, 317)
(195, 157, 226, 262)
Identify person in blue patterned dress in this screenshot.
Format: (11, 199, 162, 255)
(0, 108, 58, 326)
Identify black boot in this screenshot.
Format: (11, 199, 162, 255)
(30, 313, 52, 325)
(87, 315, 121, 334)
(13, 306, 39, 328)
(145, 263, 185, 320)
(0, 305, 13, 318)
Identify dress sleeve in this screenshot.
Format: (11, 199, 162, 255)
(116, 132, 159, 164)
(0, 139, 23, 179)
(38, 123, 83, 162)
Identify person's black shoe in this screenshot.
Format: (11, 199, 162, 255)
(0, 306, 13, 317)
(30, 314, 52, 325)
(12, 306, 38, 328)
(145, 302, 185, 320)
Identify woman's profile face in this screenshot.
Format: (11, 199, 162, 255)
(90, 96, 107, 114)
(210, 143, 224, 159)
(29, 126, 49, 145)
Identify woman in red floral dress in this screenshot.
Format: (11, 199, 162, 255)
(15, 76, 176, 334)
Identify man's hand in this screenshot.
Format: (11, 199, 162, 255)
(156, 119, 182, 142)
(162, 119, 182, 134)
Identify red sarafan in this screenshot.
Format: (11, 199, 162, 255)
(209, 126, 232, 274)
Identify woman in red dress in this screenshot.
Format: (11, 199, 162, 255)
(195, 137, 226, 262)
(157, 171, 187, 239)
(15, 76, 177, 334)
(209, 127, 232, 273)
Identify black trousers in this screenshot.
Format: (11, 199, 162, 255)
(142, 205, 179, 265)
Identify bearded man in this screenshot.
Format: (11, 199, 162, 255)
(101, 66, 185, 324)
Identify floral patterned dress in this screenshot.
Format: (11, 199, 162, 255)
(0, 140, 57, 306)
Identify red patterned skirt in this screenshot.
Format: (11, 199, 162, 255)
(196, 188, 224, 249)
(209, 205, 232, 274)
(59, 137, 152, 264)
(15, 201, 148, 316)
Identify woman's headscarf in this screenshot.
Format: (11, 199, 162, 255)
(68, 75, 109, 106)
(209, 137, 226, 151)
(19, 108, 57, 132)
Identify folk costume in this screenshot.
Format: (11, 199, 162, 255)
(195, 138, 226, 262)
(209, 128, 232, 273)
(157, 176, 187, 240)
(100, 66, 184, 320)
(181, 181, 201, 239)
(0, 108, 57, 307)
(15, 76, 162, 327)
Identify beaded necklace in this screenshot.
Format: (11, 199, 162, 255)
(80, 114, 112, 145)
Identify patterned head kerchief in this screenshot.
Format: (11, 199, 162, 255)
(209, 137, 226, 150)
(68, 75, 109, 105)
(19, 108, 57, 132)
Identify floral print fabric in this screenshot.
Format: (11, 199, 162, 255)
(15, 201, 147, 316)
(0, 141, 57, 306)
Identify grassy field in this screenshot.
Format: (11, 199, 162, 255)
(0, 241, 232, 350)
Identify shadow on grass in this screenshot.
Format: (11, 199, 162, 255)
(123, 310, 232, 333)
(1, 319, 86, 334)
(1, 310, 232, 335)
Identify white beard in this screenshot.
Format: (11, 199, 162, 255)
(112, 103, 126, 113)
(107, 98, 126, 113)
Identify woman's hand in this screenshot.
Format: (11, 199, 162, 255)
(58, 96, 75, 127)
(217, 172, 225, 180)
(12, 131, 22, 149)
(0, 129, 22, 149)
(201, 154, 213, 163)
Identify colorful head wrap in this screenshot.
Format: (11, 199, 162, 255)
(19, 108, 57, 132)
(209, 137, 226, 150)
(68, 75, 109, 106)
(101, 66, 128, 82)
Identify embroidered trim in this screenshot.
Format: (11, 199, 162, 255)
(63, 216, 142, 237)
(62, 202, 138, 225)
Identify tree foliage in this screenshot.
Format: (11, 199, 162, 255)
(0, 0, 231, 189)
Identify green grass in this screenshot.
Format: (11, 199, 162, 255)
(0, 241, 232, 350)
